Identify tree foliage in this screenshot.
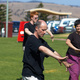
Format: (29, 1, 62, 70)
(0, 4, 12, 22)
(36, 2, 49, 21)
(37, 2, 43, 8)
(0, 4, 12, 30)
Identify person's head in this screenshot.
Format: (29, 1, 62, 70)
(34, 20, 47, 38)
(74, 19, 80, 32)
(30, 11, 39, 23)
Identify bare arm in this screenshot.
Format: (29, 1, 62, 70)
(46, 29, 54, 42)
(39, 46, 67, 60)
(25, 28, 33, 35)
(66, 39, 80, 52)
(39, 46, 72, 68)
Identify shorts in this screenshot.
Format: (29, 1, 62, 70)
(22, 76, 39, 80)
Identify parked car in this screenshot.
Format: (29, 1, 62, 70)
(12, 21, 20, 33)
(51, 25, 59, 34)
(64, 24, 76, 33)
(47, 20, 60, 31)
(67, 20, 75, 26)
(58, 18, 78, 33)
(50, 21, 60, 34)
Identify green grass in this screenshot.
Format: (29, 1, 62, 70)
(0, 37, 23, 80)
(44, 33, 70, 39)
(0, 34, 70, 80)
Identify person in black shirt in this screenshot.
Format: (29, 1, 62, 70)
(22, 20, 72, 80)
(23, 11, 39, 51)
(66, 19, 80, 80)
(23, 11, 54, 51)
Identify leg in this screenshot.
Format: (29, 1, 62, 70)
(67, 55, 79, 80)
(78, 57, 80, 74)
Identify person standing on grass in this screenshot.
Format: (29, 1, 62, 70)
(23, 11, 54, 51)
(66, 19, 80, 80)
(22, 20, 72, 80)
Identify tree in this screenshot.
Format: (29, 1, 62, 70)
(36, 2, 49, 21)
(24, 12, 30, 21)
(0, 4, 12, 29)
(0, 4, 12, 22)
(37, 2, 57, 21)
(37, 2, 43, 8)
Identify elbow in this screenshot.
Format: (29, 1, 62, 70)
(66, 41, 68, 45)
(66, 41, 69, 46)
(66, 39, 70, 45)
(39, 46, 45, 52)
(66, 40, 70, 46)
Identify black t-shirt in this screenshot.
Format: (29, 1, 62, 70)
(22, 35, 54, 79)
(66, 32, 80, 56)
(23, 22, 35, 46)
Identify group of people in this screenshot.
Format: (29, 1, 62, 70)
(21, 11, 80, 80)
(23, 11, 54, 51)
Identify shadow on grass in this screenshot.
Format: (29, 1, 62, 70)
(16, 77, 22, 80)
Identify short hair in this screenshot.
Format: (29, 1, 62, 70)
(35, 21, 41, 28)
(30, 11, 39, 18)
(74, 19, 80, 27)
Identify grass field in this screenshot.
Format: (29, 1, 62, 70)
(0, 33, 70, 80)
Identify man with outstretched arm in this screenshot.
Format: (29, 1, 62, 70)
(22, 20, 72, 80)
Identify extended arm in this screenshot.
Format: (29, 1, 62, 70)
(39, 46, 67, 60)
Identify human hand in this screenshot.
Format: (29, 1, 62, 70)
(51, 35, 54, 42)
(57, 56, 68, 64)
(63, 61, 73, 71)
(58, 59, 62, 66)
(75, 49, 80, 53)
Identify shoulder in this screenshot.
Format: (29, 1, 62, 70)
(26, 35, 43, 49)
(28, 36, 45, 45)
(27, 35, 38, 42)
(24, 22, 31, 28)
(67, 32, 76, 40)
(28, 35, 35, 40)
(69, 32, 76, 36)
(39, 38, 46, 42)
(24, 22, 30, 25)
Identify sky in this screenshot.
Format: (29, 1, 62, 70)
(1, 0, 80, 6)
